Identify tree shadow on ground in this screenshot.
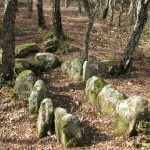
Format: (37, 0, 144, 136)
(80, 120, 111, 147)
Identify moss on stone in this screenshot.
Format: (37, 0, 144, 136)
(15, 58, 44, 74)
(15, 43, 38, 58)
(98, 84, 125, 115)
(44, 32, 54, 41)
(85, 76, 106, 105)
(17, 70, 34, 79)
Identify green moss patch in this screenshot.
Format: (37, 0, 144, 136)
(15, 43, 38, 58)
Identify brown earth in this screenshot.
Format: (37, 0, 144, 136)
(0, 1, 150, 150)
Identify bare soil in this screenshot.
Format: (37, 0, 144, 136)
(0, 1, 150, 150)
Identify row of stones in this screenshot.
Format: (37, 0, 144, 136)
(14, 70, 82, 147)
(85, 76, 149, 136)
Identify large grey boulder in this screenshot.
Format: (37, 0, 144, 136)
(35, 53, 60, 70)
(61, 58, 82, 81)
(15, 43, 38, 58)
(115, 96, 148, 136)
(98, 84, 125, 115)
(54, 108, 82, 147)
(14, 70, 36, 100)
(82, 61, 95, 81)
(37, 98, 54, 138)
(98, 59, 122, 76)
(85, 76, 106, 104)
(28, 80, 48, 114)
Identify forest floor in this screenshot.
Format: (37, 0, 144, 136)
(0, 1, 150, 150)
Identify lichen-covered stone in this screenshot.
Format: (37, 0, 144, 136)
(98, 59, 122, 76)
(85, 76, 106, 104)
(61, 114, 82, 147)
(61, 59, 82, 81)
(98, 84, 125, 115)
(70, 59, 82, 81)
(14, 70, 36, 100)
(37, 98, 54, 138)
(115, 96, 148, 136)
(54, 108, 82, 147)
(28, 80, 48, 114)
(82, 61, 95, 81)
(15, 43, 38, 58)
(15, 58, 44, 74)
(55, 107, 67, 139)
(35, 53, 60, 70)
(44, 38, 59, 53)
(61, 59, 72, 75)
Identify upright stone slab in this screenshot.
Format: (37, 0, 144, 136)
(85, 76, 106, 104)
(61, 59, 72, 75)
(28, 80, 48, 114)
(82, 61, 95, 81)
(70, 58, 82, 81)
(37, 98, 54, 138)
(115, 96, 148, 136)
(61, 114, 82, 147)
(55, 108, 82, 147)
(61, 58, 82, 81)
(98, 84, 125, 115)
(35, 53, 60, 70)
(14, 70, 36, 100)
(54, 107, 67, 139)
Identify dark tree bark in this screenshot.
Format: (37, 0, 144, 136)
(37, 0, 45, 29)
(78, 0, 82, 14)
(52, 0, 64, 40)
(2, 0, 17, 81)
(28, 0, 33, 18)
(121, 0, 150, 73)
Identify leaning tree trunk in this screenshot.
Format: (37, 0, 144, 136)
(118, 0, 125, 26)
(82, 0, 97, 63)
(2, 0, 17, 81)
(28, 0, 33, 18)
(52, 0, 64, 40)
(37, 0, 45, 29)
(121, 0, 150, 73)
(102, 0, 109, 19)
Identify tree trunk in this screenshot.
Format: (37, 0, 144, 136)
(121, 0, 150, 73)
(37, 0, 45, 29)
(52, 0, 64, 40)
(2, 0, 17, 81)
(118, 0, 125, 26)
(78, 0, 82, 14)
(28, 0, 33, 18)
(102, 0, 109, 19)
(82, 0, 97, 63)
(108, 0, 114, 26)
